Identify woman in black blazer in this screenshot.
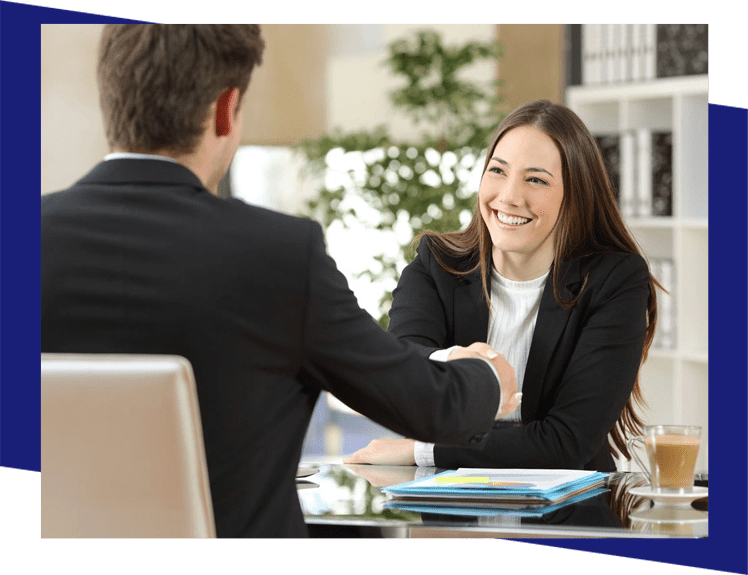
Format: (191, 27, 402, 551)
(345, 100, 659, 472)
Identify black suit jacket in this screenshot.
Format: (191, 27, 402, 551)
(388, 238, 650, 472)
(41, 159, 502, 537)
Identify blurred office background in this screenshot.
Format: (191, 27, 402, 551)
(41, 24, 708, 471)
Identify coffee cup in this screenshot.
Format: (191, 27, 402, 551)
(627, 425, 701, 492)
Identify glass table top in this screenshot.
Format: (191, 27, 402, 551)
(297, 458, 708, 538)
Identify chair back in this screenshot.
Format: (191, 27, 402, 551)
(41, 354, 215, 537)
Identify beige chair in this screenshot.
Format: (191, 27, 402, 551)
(41, 354, 215, 538)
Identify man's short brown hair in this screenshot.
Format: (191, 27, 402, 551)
(98, 24, 265, 154)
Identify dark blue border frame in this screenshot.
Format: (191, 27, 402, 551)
(3, 5, 746, 571)
(0, 1, 136, 472)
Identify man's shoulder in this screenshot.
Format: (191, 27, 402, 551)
(42, 187, 85, 214)
(221, 197, 322, 240)
(41, 164, 322, 240)
(224, 197, 316, 226)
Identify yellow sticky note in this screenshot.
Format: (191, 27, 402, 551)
(434, 476, 490, 484)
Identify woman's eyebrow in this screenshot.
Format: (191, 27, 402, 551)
(490, 156, 555, 178)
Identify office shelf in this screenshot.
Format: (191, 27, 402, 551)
(567, 75, 709, 472)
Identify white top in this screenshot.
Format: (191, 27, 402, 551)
(415, 267, 549, 466)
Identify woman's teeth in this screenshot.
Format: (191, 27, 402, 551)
(495, 210, 530, 226)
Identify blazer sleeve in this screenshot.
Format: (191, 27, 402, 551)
(387, 239, 451, 357)
(298, 221, 500, 446)
(433, 253, 650, 469)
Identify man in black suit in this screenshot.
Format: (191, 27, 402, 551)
(41, 25, 520, 537)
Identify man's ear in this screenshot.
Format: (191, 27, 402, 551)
(215, 88, 240, 137)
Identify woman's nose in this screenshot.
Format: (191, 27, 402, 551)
(497, 177, 522, 206)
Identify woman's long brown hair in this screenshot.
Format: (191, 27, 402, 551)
(417, 99, 659, 460)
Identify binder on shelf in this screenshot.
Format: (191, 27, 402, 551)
(597, 128, 673, 219)
(594, 134, 621, 203)
(620, 24, 634, 83)
(643, 24, 657, 80)
(630, 24, 645, 82)
(620, 131, 636, 217)
(655, 258, 676, 350)
(576, 24, 707, 87)
(651, 131, 673, 216)
(636, 128, 653, 217)
(606, 24, 621, 84)
(656, 24, 708, 78)
(638, 130, 674, 218)
(582, 24, 602, 85)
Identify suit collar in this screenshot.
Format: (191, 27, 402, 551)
(556, 256, 585, 298)
(76, 159, 206, 191)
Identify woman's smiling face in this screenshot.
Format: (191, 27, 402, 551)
(478, 125, 564, 279)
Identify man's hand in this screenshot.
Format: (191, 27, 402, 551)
(447, 342, 521, 418)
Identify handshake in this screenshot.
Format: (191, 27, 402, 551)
(344, 342, 523, 466)
(447, 342, 522, 419)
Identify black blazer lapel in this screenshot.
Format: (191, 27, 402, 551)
(521, 258, 585, 422)
(453, 273, 489, 347)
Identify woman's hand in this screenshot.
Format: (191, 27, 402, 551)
(343, 438, 416, 466)
(448, 342, 521, 418)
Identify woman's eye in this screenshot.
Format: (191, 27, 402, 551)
(528, 177, 548, 185)
(488, 166, 504, 175)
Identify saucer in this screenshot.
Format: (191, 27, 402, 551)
(295, 480, 319, 490)
(629, 506, 707, 524)
(629, 486, 708, 507)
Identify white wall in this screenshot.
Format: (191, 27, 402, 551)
(40, 24, 548, 198)
(326, 24, 497, 139)
(41, 24, 108, 195)
(232, 25, 500, 217)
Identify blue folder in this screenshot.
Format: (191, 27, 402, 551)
(384, 486, 609, 517)
(382, 469, 608, 504)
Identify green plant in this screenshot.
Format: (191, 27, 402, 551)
(297, 29, 505, 327)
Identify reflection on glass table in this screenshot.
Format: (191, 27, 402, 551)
(297, 458, 708, 538)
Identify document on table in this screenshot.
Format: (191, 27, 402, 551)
(382, 468, 607, 505)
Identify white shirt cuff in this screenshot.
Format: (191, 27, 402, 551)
(428, 346, 460, 362)
(413, 440, 436, 467)
(429, 348, 504, 419)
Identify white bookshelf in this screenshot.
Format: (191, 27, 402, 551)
(566, 74, 709, 472)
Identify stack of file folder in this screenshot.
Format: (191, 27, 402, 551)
(382, 468, 608, 517)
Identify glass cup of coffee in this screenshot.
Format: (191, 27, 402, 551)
(627, 425, 701, 492)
